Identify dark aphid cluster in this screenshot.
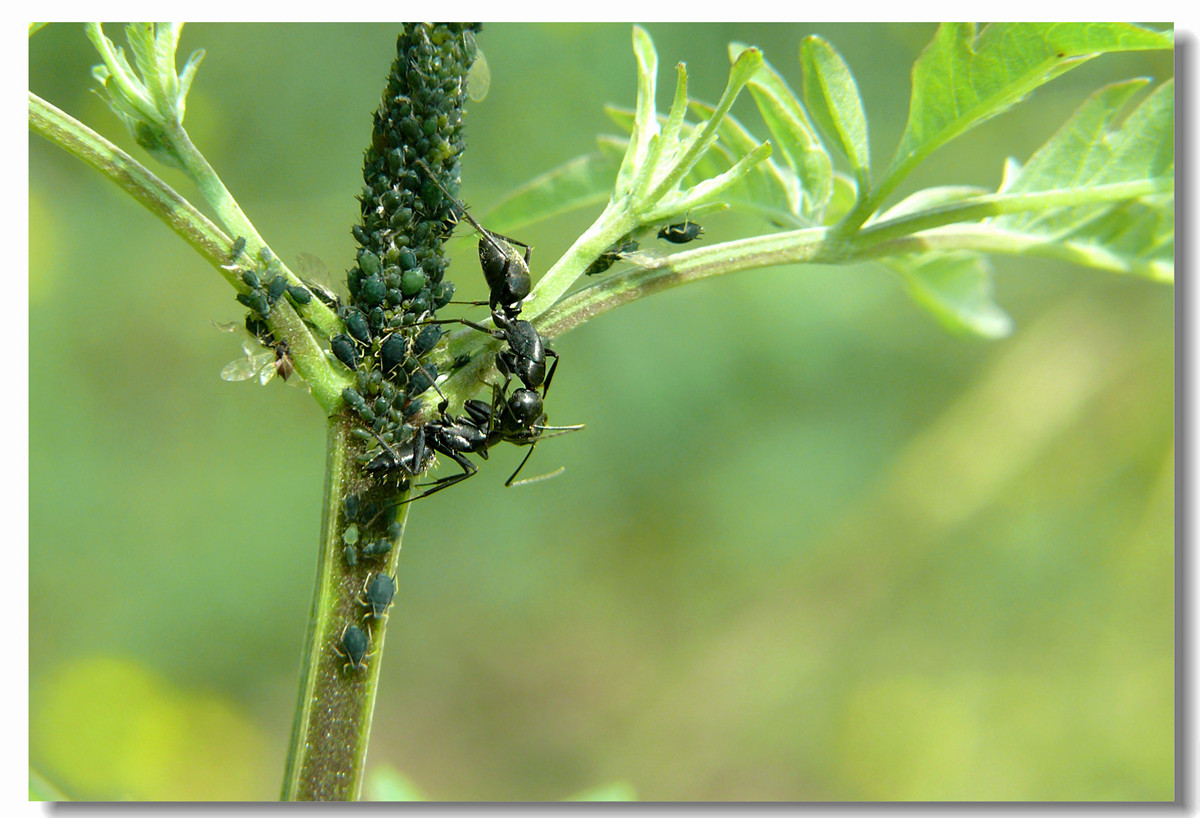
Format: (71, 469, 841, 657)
(339, 490, 403, 567)
(221, 242, 317, 384)
(336, 23, 483, 455)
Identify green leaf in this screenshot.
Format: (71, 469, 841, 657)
(995, 79, 1174, 281)
(886, 23, 1173, 198)
(885, 252, 1014, 339)
(878, 185, 991, 223)
(801, 35, 870, 186)
(734, 42, 834, 219)
(481, 153, 617, 234)
(690, 101, 801, 221)
(613, 25, 659, 196)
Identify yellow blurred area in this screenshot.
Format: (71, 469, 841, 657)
(31, 656, 273, 800)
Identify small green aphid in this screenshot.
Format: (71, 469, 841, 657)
(342, 523, 360, 547)
(360, 572, 397, 620)
(336, 624, 371, 673)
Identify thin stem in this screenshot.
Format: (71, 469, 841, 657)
(535, 226, 833, 339)
(29, 92, 231, 275)
(282, 413, 411, 801)
(30, 91, 351, 412)
(164, 121, 343, 340)
(858, 223, 1171, 279)
(852, 179, 1174, 250)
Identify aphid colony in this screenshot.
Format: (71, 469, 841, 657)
(220, 24, 710, 676)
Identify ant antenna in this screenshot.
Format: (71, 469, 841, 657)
(413, 158, 513, 263)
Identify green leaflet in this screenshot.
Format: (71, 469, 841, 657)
(689, 100, 803, 224)
(733, 42, 834, 220)
(885, 23, 1172, 200)
(995, 79, 1174, 281)
(885, 252, 1014, 339)
(481, 153, 617, 235)
(801, 35, 870, 187)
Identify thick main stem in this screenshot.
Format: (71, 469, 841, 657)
(281, 413, 411, 801)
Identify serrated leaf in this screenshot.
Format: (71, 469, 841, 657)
(734, 42, 834, 219)
(887, 23, 1173, 193)
(995, 79, 1174, 281)
(885, 252, 1014, 338)
(481, 153, 617, 235)
(801, 36, 870, 184)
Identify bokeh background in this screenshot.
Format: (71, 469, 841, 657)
(29, 23, 1174, 801)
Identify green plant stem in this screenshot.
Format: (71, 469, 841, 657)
(852, 178, 1174, 249)
(29, 92, 232, 276)
(860, 224, 1169, 279)
(281, 413, 411, 801)
(162, 120, 343, 341)
(29, 91, 352, 412)
(536, 226, 832, 338)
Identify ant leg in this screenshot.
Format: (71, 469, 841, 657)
(400, 451, 478, 503)
(504, 444, 538, 487)
(412, 362, 450, 418)
(540, 349, 560, 398)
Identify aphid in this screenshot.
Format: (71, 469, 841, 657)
(342, 545, 359, 567)
(330, 334, 359, 371)
(466, 33, 490, 102)
(295, 252, 342, 308)
(360, 573, 397, 620)
(265, 275, 288, 305)
(336, 624, 371, 673)
(216, 323, 300, 386)
(586, 239, 639, 276)
(342, 309, 372, 346)
(379, 333, 408, 378)
(343, 493, 361, 523)
(360, 539, 393, 559)
(229, 236, 247, 261)
(286, 284, 313, 305)
(236, 290, 271, 317)
(658, 218, 704, 244)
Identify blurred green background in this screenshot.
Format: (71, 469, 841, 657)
(29, 23, 1174, 801)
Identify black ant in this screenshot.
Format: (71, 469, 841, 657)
(414, 158, 531, 318)
(363, 382, 582, 503)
